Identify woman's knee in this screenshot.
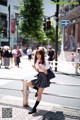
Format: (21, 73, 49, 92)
(26, 81, 32, 86)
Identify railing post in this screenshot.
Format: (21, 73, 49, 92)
(23, 80, 29, 107)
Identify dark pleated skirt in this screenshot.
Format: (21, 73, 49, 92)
(31, 72, 51, 88)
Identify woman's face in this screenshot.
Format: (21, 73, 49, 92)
(36, 53, 41, 60)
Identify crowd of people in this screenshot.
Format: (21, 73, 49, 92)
(0, 46, 22, 69)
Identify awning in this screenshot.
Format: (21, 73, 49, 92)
(60, 5, 80, 20)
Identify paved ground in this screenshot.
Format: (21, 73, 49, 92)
(0, 95, 80, 120)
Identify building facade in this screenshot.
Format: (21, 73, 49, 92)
(0, 0, 20, 48)
(59, 0, 80, 61)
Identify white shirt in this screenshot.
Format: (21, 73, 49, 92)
(27, 48, 32, 55)
(35, 60, 50, 72)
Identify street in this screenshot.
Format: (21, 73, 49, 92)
(0, 56, 80, 109)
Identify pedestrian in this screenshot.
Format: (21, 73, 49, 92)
(26, 49, 50, 114)
(9, 47, 13, 67)
(12, 45, 17, 66)
(3, 48, 10, 69)
(16, 46, 21, 67)
(26, 47, 32, 61)
(48, 47, 55, 69)
(71, 52, 75, 66)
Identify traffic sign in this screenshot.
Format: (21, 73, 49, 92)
(61, 20, 70, 26)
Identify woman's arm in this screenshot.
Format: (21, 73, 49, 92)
(38, 65, 48, 74)
(32, 65, 39, 73)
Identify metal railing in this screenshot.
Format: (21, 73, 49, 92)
(0, 77, 80, 108)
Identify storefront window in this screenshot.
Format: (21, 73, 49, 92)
(0, 0, 7, 6)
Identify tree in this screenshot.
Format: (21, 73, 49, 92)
(20, 0, 43, 38)
(45, 26, 56, 44)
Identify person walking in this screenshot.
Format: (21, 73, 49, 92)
(16, 46, 21, 67)
(26, 47, 32, 61)
(26, 49, 50, 114)
(3, 48, 10, 69)
(48, 47, 55, 69)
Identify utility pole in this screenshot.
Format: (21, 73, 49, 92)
(55, 0, 59, 72)
(8, 5, 10, 46)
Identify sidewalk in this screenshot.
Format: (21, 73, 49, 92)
(22, 55, 78, 75)
(56, 60, 76, 74)
(0, 95, 80, 120)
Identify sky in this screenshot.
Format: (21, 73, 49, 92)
(43, 0, 56, 17)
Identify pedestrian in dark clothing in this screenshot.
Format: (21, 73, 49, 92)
(26, 49, 50, 114)
(16, 47, 21, 67)
(48, 47, 55, 69)
(3, 49, 10, 69)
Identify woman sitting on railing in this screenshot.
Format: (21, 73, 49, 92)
(26, 49, 50, 114)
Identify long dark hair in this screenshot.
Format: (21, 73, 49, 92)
(34, 49, 45, 64)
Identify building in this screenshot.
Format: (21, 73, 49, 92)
(59, 0, 80, 61)
(0, 0, 20, 48)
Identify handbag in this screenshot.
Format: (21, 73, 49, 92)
(47, 69, 55, 80)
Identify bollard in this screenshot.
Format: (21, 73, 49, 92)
(23, 80, 29, 107)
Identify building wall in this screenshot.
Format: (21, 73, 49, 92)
(0, 0, 20, 48)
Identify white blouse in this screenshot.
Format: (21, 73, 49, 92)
(35, 60, 50, 72)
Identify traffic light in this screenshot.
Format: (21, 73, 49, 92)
(47, 20, 51, 30)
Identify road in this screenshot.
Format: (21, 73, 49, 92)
(0, 56, 80, 109)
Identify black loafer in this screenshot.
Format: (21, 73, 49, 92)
(28, 108, 36, 114)
(35, 92, 38, 97)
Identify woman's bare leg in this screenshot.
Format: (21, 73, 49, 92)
(37, 88, 44, 101)
(26, 81, 34, 88)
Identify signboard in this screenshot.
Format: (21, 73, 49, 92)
(61, 20, 70, 26)
(11, 19, 16, 34)
(0, 38, 8, 42)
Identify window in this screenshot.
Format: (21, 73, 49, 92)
(0, 0, 7, 6)
(14, 5, 19, 10)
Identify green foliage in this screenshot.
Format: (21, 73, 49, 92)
(20, 0, 43, 38)
(45, 27, 56, 44)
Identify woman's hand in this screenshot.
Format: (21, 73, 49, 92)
(32, 65, 36, 69)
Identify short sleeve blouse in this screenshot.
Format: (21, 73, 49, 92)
(35, 60, 50, 72)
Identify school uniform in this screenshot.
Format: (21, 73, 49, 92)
(31, 60, 51, 88)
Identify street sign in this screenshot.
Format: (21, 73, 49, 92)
(61, 20, 70, 26)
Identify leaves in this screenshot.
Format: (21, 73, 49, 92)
(20, 0, 43, 38)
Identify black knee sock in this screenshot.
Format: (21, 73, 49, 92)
(33, 101, 40, 110)
(28, 101, 40, 114)
(33, 86, 38, 97)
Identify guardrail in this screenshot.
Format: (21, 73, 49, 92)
(0, 78, 80, 108)
(54, 60, 80, 74)
(0, 78, 28, 107)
